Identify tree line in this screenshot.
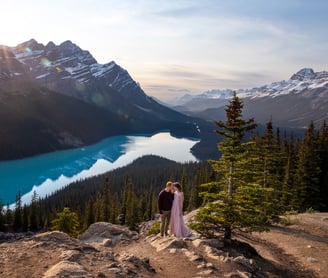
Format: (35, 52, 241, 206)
(0, 95, 327, 236)
(0, 156, 214, 233)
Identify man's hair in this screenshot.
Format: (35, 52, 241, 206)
(166, 181, 173, 188)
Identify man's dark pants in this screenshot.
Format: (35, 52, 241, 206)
(160, 210, 171, 236)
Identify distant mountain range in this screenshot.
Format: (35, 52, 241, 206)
(0, 39, 201, 160)
(172, 68, 328, 128)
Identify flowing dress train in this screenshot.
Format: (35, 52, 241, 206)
(170, 192, 191, 238)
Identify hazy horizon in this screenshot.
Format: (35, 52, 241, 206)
(2, 0, 327, 101)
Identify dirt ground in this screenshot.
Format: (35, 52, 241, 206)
(0, 213, 327, 277)
(114, 212, 328, 278)
(239, 213, 328, 278)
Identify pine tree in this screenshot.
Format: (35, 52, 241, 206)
(318, 121, 328, 210)
(94, 192, 104, 222)
(51, 207, 80, 237)
(0, 201, 5, 231)
(119, 175, 130, 225)
(191, 92, 273, 240)
(255, 119, 285, 217)
(103, 177, 110, 222)
(22, 204, 29, 232)
(5, 203, 13, 228)
(29, 191, 40, 231)
(13, 192, 22, 231)
(125, 182, 139, 230)
(295, 122, 321, 211)
(144, 188, 154, 220)
(84, 198, 95, 230)
(139, 193, 148, 221)
(109, 192, 120, 224)
(188, 165, 211, 211)
(281, 133, 297, 211)
(180, 168, 189, 211)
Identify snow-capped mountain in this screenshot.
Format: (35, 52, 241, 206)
(0, 39, 202, 160)
(0, 39, 198, 124)
(174, 68, 328, 128)
(5, 39, 147, 103)
(237, 68, 328, 99)
(175, 68, 328, 105)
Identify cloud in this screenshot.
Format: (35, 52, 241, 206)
(140, 63, 275, 101)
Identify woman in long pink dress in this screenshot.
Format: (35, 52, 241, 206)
(170, 182, 192, 238)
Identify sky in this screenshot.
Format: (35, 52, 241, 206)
(1, 0, 328, 101)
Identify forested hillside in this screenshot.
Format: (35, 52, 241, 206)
(0, 117, 327, 234)
(0, 156, 214, 232)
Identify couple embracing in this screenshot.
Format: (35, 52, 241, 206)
(157, 181, 192, 238)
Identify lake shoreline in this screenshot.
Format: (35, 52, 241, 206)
(0, 132, 199, 206)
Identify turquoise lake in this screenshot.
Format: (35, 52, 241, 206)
(0, 132, 199, 205)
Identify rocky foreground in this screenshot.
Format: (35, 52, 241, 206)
(0, 213, 327, 278)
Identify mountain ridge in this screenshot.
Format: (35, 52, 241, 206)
(173, 68, 328, 103)
(0, 39, 203, 160)
(171, 68, 328, 128)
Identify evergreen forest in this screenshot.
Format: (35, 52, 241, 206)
(0, 95, 327, 238)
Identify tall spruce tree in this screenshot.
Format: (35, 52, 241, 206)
(22, 204, 29, 232)
(256, 120, 285, 216)
(125, 182, 139, 230)
(191, 92, 273, 240)
(144, 188, 154, 220)
(29, 191, 40, 231)
(109, 192, 120, 224)
(84, 198, 95, 230)
(318, 121, 328, 210)
(13, 192, 23, 231)
(5, 203, 13, 227)
(181, 168, 189, 211)
(295, 122, 321, 211)
(103, 177, 111, 222)
(281, 133, 297, 210)
(0, 201, 4, 231)
(94, 192, 105, 222)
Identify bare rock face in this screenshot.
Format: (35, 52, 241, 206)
(79, 222, 139, 247)
(147, 234, 188, 252)
(43, 261, 90, 278)
(34, 231, 79, 247)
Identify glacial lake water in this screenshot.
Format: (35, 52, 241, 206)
(0, 132, 199, 206)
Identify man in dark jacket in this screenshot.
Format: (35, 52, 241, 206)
(158, 181, 174, 236)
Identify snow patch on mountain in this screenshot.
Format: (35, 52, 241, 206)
(237, 68, 328, 99)
(9, 39, 138, 95)
(91, 64, 114, 79)
(176, 68, 328, 105)
(198, 89, 234, 99)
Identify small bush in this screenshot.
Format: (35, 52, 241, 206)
(284, 209, 298, 216)
(147, 221, 160, 236)
(51, 207, 80, 237)
(306, 207, 315, 213)
(279, 214, 299, 226)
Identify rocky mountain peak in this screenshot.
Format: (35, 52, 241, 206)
(45, 41, 56, 50)
(15, 39, 44, 52)
(291, 68, 315, 81)
(0, 39, 197, 143)
(59, 40, 81, 53)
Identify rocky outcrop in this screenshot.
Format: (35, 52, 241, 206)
(79, 222, 139, 248)
(145, 232, 268, 277)
(0, 225, 152, 278)
(43, 260, 90, 278)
